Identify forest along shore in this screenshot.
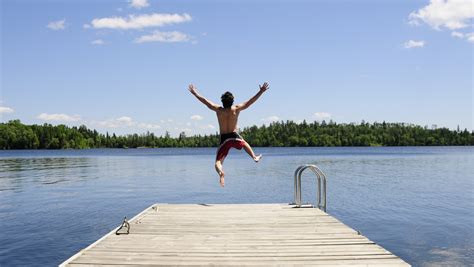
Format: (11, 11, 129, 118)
(1, 119, 472, 149)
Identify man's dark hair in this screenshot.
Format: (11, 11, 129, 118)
(221, 91, 234, 108)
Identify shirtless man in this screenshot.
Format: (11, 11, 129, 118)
(188, 82, 269, 187)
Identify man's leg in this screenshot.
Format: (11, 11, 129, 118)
(215, 160, 225, 187)
(242, 141, 262, 162)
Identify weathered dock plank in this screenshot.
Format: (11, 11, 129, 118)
(61, 204, 409, 266)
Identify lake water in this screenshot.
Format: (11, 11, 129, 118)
(0, 147, 473, 266)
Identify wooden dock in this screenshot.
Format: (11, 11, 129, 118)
(61, 203, 409, 266)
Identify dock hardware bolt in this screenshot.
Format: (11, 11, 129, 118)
(292, 164, 327, 211)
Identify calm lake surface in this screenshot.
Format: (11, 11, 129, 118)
(0, 147, 473, 266)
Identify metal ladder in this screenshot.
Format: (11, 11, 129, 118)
(292, 164, 327, 211)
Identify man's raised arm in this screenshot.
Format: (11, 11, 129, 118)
(188, 84, 220, 111)
(236, 82, 269, 111)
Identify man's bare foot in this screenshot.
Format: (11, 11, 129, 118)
(254, 154, 262, 162)
(219, 171, 225, 187)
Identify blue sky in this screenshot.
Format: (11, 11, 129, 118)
(1, 0, 473, 136)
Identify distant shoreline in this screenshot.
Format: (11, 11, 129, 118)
(1, 119, 472, 149)
(1, 145, 473, 151)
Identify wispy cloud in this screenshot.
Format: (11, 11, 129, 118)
(94, 116, 160, 130)
(97, 116, 133, 128)
(137, 123, 161, 130)
(129, 0, 150, 9)
(47, 19, 66, 30)
(409, 0, 473, 30)
(0, 106, 14, 114)
(177, 127, 192, 133)
(91, 39, 105, 45)
(261, 115, 280, 123)
(314, 112, 331, 120)
(451, 31, 474, 43)
(116, 116, 133, 125)
(37, 113, 81, 122)
(451, 31, 464, 38)
(88, 13, 192, 30)
(190, 115, 204, 121)
(199, 124, 215, 130)
(135, 31, 191, 43)
(466, 33, 474, 43)
(403, 40, 425, 48)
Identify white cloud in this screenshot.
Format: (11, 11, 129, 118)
(91, 39, 105, 45)
(450, 31, 474, 43)
(129, 0, 149, 9)
(47, 19, 66, 30)
(94, 116, 160, 130)
(314, 112, 331, 120)
(135, 31, 191, 43)
(199, 124, 215, 130)
(116, 116, 133, 125)
(466, 33, 474, 43)
(95, 116, 133, 128)
(261, 116, 280, 123)
(89, 13, 192, 30)
(137, 123, 161, 129)
(451, 31, 464, 38)
(403, 40, 425, 48)
(190, 115, 204, 121)
(116, 116, 132, 122)
(37, 113, 81, 122)
(96, 121, 116, 128)
(0, 106, 14, 114)
(409, 0, 474, 30)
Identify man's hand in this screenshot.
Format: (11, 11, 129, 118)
(188, 84, 219, 111)
(188, 84, 197, 94)
(259, 82, 269, 92)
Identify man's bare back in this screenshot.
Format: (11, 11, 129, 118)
(216, 107, 240, 134)
(188, 82, 269, 187)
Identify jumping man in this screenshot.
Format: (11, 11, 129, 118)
(188, 82, 270, 187)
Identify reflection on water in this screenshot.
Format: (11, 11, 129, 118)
(0, 158, 97, 191)
(423, 247, 474, 266)
(0, 147, 473, 266)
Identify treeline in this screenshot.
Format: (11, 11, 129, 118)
(243, 120, 472, 147)
(0, 120, 218, 149)
(0, 119, 472, 149)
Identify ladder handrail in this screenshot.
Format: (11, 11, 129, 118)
(311, 165, 327, 211)
(293, 164, 327, 211)
(293, 164, 309, 203)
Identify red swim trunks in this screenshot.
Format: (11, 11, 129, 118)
(216, 132, 246, 161)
